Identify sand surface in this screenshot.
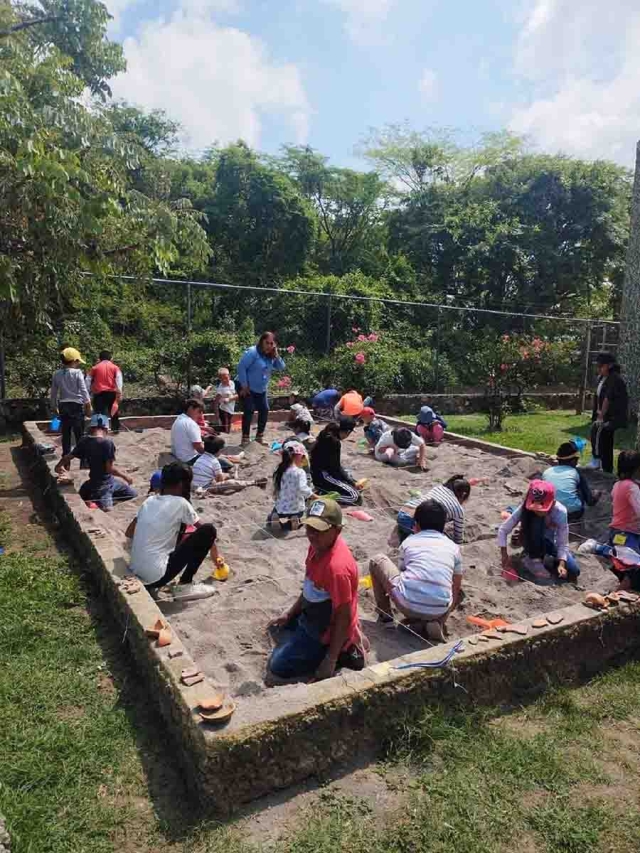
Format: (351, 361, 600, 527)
(55, 421, 617, 723)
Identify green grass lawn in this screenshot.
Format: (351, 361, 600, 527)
(4, 439, 640, 852)
(437, 410, 637, 457)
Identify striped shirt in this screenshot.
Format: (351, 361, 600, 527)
(400, 484, 465, 544)
(391, 530, 463, 617)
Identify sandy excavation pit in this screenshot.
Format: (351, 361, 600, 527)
(47, 418, 617, 728)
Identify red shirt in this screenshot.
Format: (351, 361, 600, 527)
(611, 480, 640, 534)
(302, 535, 360, 648)
(88, 360, 121, 394)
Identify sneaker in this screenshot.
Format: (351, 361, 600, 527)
(240, 437, 250, 448)
(172, 582, 217, 602)
(577, 538, 598, 555)
(585, 458, 602, 470)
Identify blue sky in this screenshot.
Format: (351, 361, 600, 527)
(108, 0, 640, 168)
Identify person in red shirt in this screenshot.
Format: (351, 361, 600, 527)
(87, 350, 123, 433)
(268, 498, 367, 681)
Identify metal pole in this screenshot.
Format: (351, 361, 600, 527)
(325, 294, 332, 355)
(186, 282, 192, 392)
(577, 322, 592, 415)
(435, 307, 442, 392)
(0, 326, 6, 400)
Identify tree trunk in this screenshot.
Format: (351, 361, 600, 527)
(619, 141, 640, 430)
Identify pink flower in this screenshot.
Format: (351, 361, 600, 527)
(500, 363, 508, 373)
(520, 349, 530, 359)
(346, 341, 354, 348)
(352, 327, 360, 334)
(367, 333, 379, 342)
(277, 376, 292, 389)
(501, 334, 510, 343)
(286, 345, 296, 354)
(357, 334, 367, 342)
(355, 352, 366, 364)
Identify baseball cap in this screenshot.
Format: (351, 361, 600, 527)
(62, 346, 85, 364)
(302, 498, 343, 532)
(149, 470, 162, 491)
(525, 479, 555, 513)
(361, 407, 375, 418)
(89, 413, 109, 429)
(418, 406, 435, 425)
(556, 441, 580, 461)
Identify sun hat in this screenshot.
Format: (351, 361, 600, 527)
(418, 406, 435, 425)
(89, 413, 109, 429)
(302, 498, 343, 532)
(62, 346, 85, 364)
(595, 352, 615, 366)
(361, 407, 376, 418)
(525, 479, 555, 513)
(284, 440, 308, 458)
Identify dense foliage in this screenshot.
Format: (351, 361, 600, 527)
(0, 1, 631, 404)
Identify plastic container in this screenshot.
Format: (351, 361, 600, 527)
(212, 558, 230, 582)
(571, 436, 587, 453)
(50, 416, 61, 431)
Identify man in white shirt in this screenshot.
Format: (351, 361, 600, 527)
(369, 499, 463, 641)
(374, 427, 427, 470)
(125, 462, 220, 601)
(171, 400, 205, 464)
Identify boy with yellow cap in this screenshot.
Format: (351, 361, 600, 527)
(50, 347, 92, 458)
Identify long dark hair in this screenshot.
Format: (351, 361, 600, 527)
(311, 422, 341, 463)
(618, 451, 640, 480)
(273, 446, 296, 496)
(519, 506, 545, 559)
(443, 475, 471, 503)
(292, 417, 312, 435)
(257, 331, 276, 354)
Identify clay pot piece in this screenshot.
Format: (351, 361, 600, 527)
(199, 693, 224, 713)
(200, 701, 236, 724)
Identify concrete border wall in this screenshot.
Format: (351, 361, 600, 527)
(20, 416, 640, 813)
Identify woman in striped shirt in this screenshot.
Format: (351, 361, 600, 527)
(396, 475, 470, 544)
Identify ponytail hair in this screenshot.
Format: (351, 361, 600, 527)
(273, 446, 296, 496)
(443, 474, 471, 503)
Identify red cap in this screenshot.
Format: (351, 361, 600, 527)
(361, 407, 375, 418)
(525, 479, 555, 513)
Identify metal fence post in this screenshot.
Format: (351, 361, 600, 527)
(186, 282, 192, 391)
(325, 294, 332, 355)
(577, 321, 592, 415)
(0, 326, 6, 400)
(434, 307, 442, 392)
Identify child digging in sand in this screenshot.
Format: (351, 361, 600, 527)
(415, 405, 447, 445)
(269, 442, 315, 531)
(360, 407, 389, 451)
(375, 427, 428, 470)
(542, 440, 600, 521)
(498, 480, 580, 583)
(396, 475, 470, 544)
(192, 436, 266, 495)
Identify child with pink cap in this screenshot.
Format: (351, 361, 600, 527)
(498, 479, 580, 583)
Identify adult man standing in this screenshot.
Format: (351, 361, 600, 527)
(86, 350, 123, 433)
(268, 498, 366, 681)
(587, 352, 629, 474)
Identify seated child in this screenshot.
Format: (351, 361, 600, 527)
(360, 407, 389, 450)
(334, 389, 364, 420)
(284, 417, 315, 450)
(189, 385, 215, 436)
(397, 475, 470, 544)
(55, 413, 137, 511)
(126, 462, 219, 601)
(213, 368, 237, 433)
(375, 427, 428, 470)
(287, 392, 314, 427)
(542, 441, 600, 521)
(579, 450, 640, 563)
(269, 441, 314, 531)
(498, 480, 579, 582)
(311, 387, 340, 420)
(416, 406, 447, 444)
(370, 499, 463, 642)
(192, 436, 266, 494)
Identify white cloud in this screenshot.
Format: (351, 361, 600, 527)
(418, 68, 438, 101)
(322, 0, 394, 44)
(111, 5, 310, 151)
(509, 0, 640, 165)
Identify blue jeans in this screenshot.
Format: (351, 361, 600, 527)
(242, 391, 269, 438)
(544, 537, 580, 577)
(79, 478, 137, 511)
(269, 617, 327, 679)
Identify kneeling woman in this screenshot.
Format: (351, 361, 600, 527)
(310, 418, 363, 506)
(498, 480, 580, 582)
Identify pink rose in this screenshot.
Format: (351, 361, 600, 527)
(355, 352, 366, 364)
(346, 341, 354, 348)
(368, 333, 379, 342)
(357, 334, 367, 342)
(286, 345, 296, 354)
(352, 327, 360, 334)
(277, 376, 292, 389)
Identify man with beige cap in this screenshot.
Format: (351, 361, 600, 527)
(50, 347, 92, 458)
(268, 498, 366, 681)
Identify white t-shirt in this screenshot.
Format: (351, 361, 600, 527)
(290, 403, 314, 424)
(171, 413, 202, 462)
(275, 466, 313, 515)
(192, 452, 223, 489)
(375, 431, 424, 454)
(129, 495, 198, 583)
(392, 529, 462, 617)
(216, 380, 236, 414)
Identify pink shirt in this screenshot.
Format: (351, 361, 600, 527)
(611, 480, 640, 534)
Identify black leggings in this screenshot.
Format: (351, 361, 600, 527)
(311, 470, 361, 506)
(145, 523, 217, 589)
(219, 409, 232, 433)
(93, 390, 120, 432)
(59, 401, 85, 456)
